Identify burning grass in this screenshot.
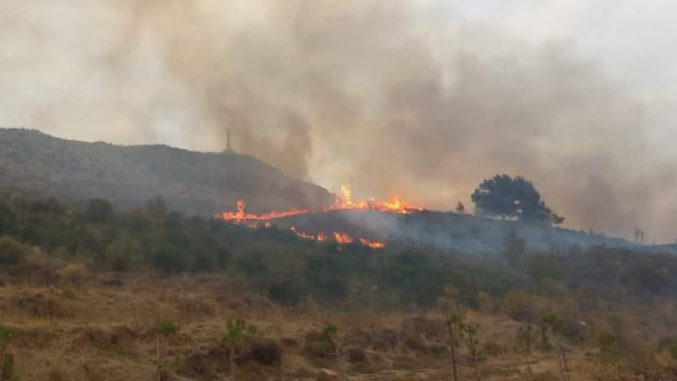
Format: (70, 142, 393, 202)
(216, 185, 424, 249)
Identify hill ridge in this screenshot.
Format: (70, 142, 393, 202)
(0, 128, 333, 215)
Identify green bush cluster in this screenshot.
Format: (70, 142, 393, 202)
(1, 194, 677, 316)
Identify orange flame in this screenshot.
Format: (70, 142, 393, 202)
(218, 185, 422, 222)
(291, 226, 317, 241)
(287, 226, 384, 249)
(333, 232, 354, 244)
(216, 185, 419, 250)
(360, 238, 386, 249)
(334, 185, 423, 214)
(219, 201, 311, 222)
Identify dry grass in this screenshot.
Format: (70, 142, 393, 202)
(0, 272, 649, 381)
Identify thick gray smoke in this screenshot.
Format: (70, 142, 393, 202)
(1, 0, 675, 241)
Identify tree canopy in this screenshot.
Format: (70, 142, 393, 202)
(85, 198, 115, 224)
(471, 175, 564, 225)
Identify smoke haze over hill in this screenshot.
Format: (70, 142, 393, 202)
(1, 0, 676, 241)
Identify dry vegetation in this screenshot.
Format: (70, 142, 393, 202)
(0, 270, 644, 381)
(1, 261, 676, 381)
(1, 195, 677, 381)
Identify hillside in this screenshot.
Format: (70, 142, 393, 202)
(1, 128, 673, 257)
(0, 128, 333, 215)
(272, 210, 644, 254)
(234, 209, 677, 256)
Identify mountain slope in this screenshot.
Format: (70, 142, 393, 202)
(269, 209, 667, 254)
(0, 128, 333, 214)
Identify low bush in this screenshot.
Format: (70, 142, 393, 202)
(250, 339, 282, 366)
(346, 346, 369, 364)
(60, 264, 88, 287)
(0, 236, 28, 266)
(303, 330, 334, 359)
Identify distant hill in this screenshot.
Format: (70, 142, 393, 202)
(2, 128, 674, 256)
(0, 128, 333, 215)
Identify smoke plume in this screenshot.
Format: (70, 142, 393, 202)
(1, 0, 675, 241)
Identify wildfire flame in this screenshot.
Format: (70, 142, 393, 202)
(360, 238, 386, 249)
(332, 185, 421, 214)
(218, 185, 422, 222)
(287, 226, 384, 249)
(220, 201, 311, 223)
(333, 232, 353, 244)
(216, 185, 418, 250)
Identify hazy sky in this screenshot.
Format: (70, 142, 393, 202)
(3, 1, 675, 143)
(468, 1, 677, 92)
(453, 0, 677, 148)
(0, 0, 675, 241)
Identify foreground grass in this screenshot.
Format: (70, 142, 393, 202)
(0, 272, 653, 381)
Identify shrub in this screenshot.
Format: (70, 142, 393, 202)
(0, 325, 17, 349)
(151, 247, 186, 274)
(0, 200, 16, 236)
(347, 346, 369, 364)
(250, 339, 282, 366)
(214, 247, 230, 270)
(502, 229, 526, 266)
(501, 291, 540, 322)
(190, 252, 215, 273)
(236, 252, 269, 277)
(60, 264, 88, 287)
(658, 336, 677, 355)
(523, 253, 562, 287)
(598, 331, 621, 365)
(85, 198, 115, 224)
(104, 238, 140, 272)
(0, 353, 16, 381)
(403, 335, 427, 353)
(477, 291, 495, 313)
(0, 325, 18, 381)
(146, 197, 167, 219)
(0, 236, 28, 266)
(303, 331, 334, 359)
(155, 319, 180, 381)
(482, 339, 505, 357)
(179, 351, 214, 380)
(268, 281, 306, 307)
(223, 319, 259, 381)
(427, 343, 448, 357)
(10, 292, 67, 320)
(157, 319, 180, 336)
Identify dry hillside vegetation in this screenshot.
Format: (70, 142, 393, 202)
(0, 270, 661, 381)
(1, 195, 677, 380)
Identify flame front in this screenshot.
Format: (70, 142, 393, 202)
(218, 201, 311, 222)
(332, 185, 422, 214)
(218, 185, 421, 222)
(238, 222, 384, 249)
(333, 232, 353, 244)
(216, 185, 420, 250)
(360, 238, 386, 249)
(287, 227, 384, 249)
